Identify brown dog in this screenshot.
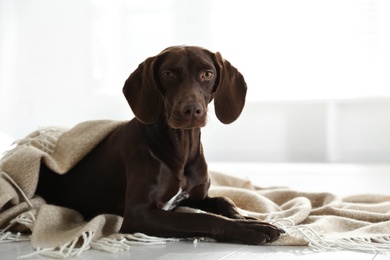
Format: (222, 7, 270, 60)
(36, 46, 283, 244)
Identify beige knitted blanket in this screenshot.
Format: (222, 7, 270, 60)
(1, 120, 390, 258)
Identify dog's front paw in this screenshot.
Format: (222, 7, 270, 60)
(226, 220, 285, 245)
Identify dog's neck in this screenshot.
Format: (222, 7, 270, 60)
(136, 118, 203, 169)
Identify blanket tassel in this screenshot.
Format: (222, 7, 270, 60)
(0, 211, 35, 243)
(19, 231, 95, 259)
(269, 217, 390, 253)
(91, 233, 180, 254)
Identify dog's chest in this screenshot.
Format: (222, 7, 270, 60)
(162, 188, 189, 211)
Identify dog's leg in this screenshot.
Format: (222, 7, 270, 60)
(121, 208, 282, 245)
(181, 196, 262, 221)
(192, 196, 250, 219)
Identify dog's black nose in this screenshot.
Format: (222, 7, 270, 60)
(181, 102, 204, 119)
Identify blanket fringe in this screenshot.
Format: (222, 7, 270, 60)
(265, 216, 333, 250)
(90, 237, 131, 253)
(91, 233, 216, 254)
(19, 230, 95, 259)
(0, 231, 30, 243)
(322, 236, 390, 253)
(0, 211, 36, 243)
(91, 233, 180, 254)
(18, 231, 180, 258)
(268, 216, 390, 253)
(0, 127, 66, 165)
(124, 232, 179, 244)
(0, 171, 36, 244)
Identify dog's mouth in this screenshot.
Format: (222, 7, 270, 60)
(167, 114, 208, 129)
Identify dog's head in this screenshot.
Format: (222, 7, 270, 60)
(123, 46, 247, 129)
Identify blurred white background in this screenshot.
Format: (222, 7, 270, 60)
(1, 0, 390, 163)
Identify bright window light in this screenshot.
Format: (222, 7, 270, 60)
(88, 0, 390, 101)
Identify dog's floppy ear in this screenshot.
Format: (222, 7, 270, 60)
(123, 56, 163, 124)
(212, 52, 247, 124)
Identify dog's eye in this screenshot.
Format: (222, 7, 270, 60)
(162, 71, 175, 80)
(201, 71, 214, 80)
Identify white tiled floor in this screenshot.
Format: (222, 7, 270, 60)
(1, 163, 390, 259)
(0, 240, 388, 259)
